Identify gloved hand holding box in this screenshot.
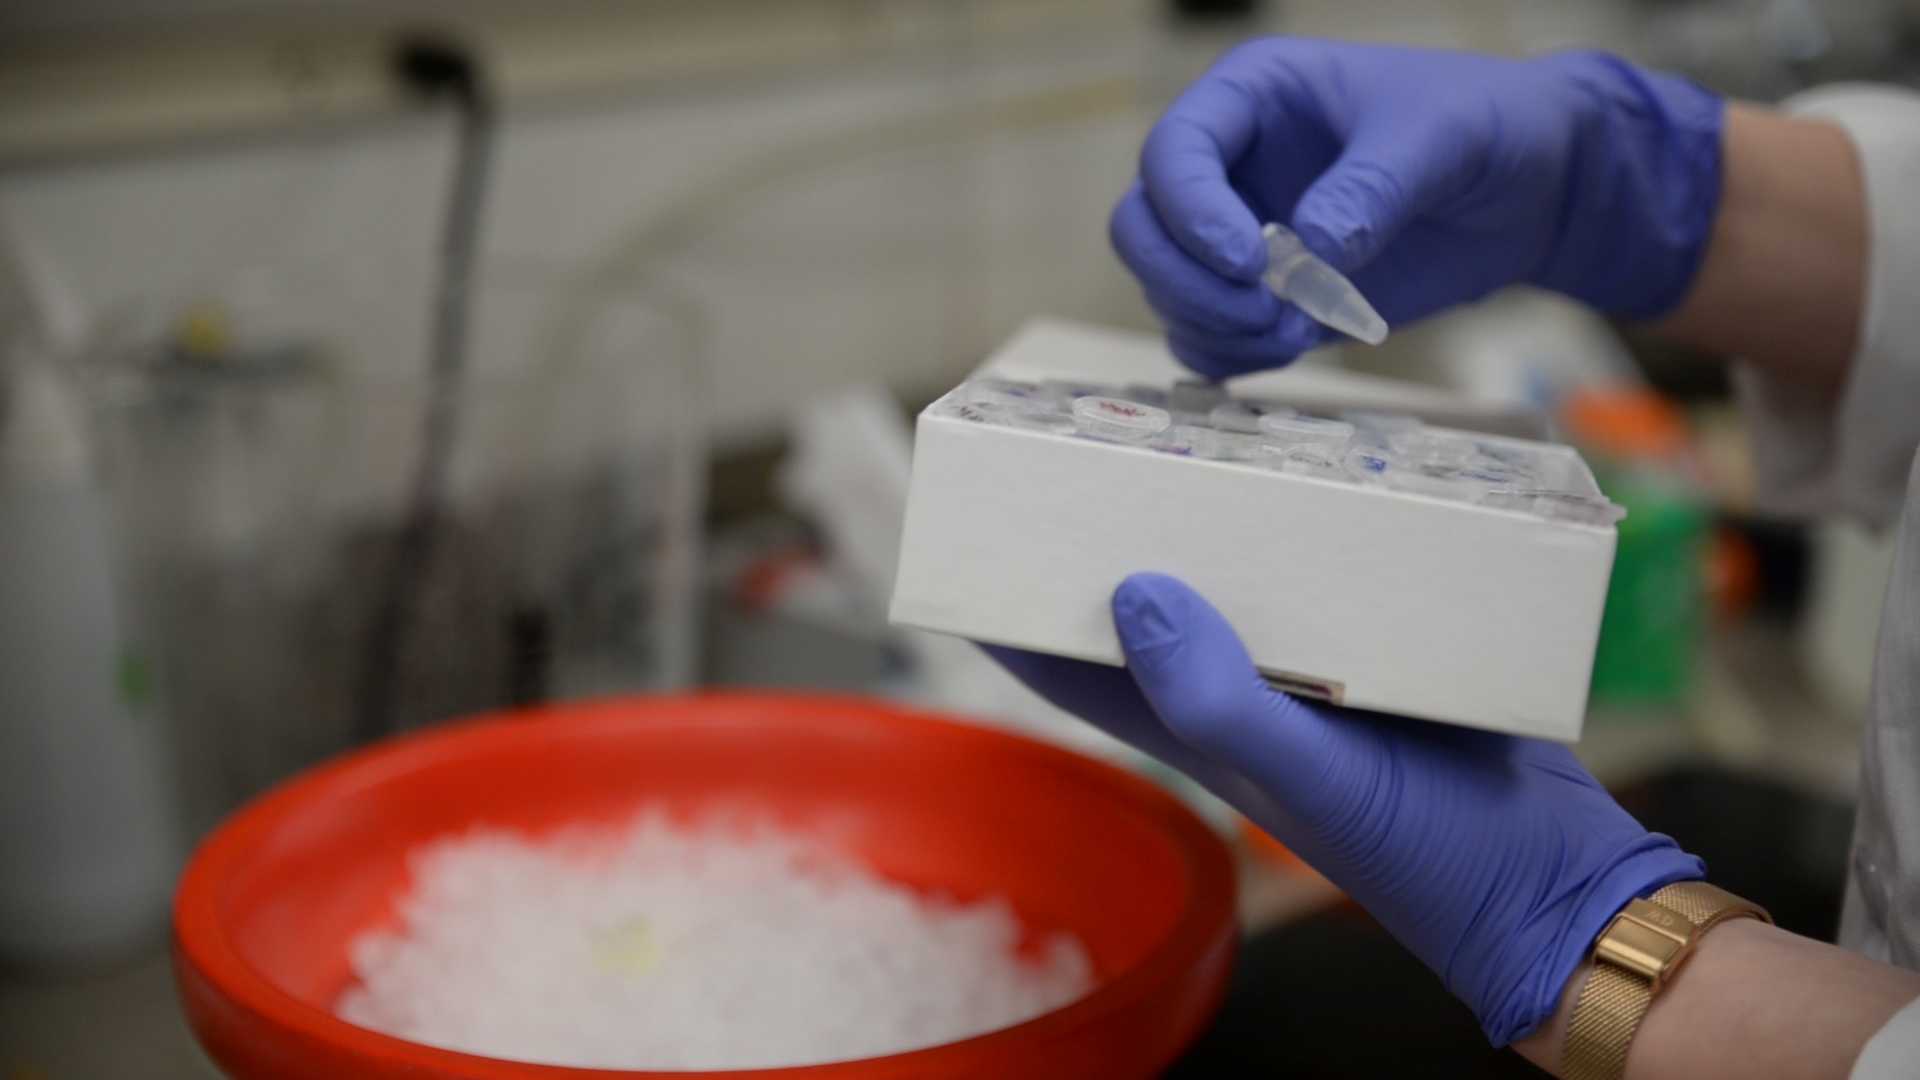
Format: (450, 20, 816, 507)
(889, 319, 1621, 743)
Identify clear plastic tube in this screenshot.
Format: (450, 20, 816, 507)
(1161, 424, 1265, 461)
(933, 379, 1624, 525)
(1257, 413, 1354, 448)
(1340, 409, 1422, 436)
(1261, 222, 1389, 346)
(1480, 489, 1628, 526)
(963, 379, 1055, 412)
(1344, 445, 1397, 483)
(1071, 395, 1171, 443)
(1260, 442, 1349, 481)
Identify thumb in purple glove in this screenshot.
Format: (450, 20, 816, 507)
(1111, 573, 1704, 1046)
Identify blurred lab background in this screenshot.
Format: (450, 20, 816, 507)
(0, 0, 1912, 1076)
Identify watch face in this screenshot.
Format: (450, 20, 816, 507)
(1594, 899, 1691, 986)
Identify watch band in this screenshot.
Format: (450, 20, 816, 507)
(1563, 882, 1771, 1080)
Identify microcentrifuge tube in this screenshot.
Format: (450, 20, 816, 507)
(1343, 446, 1397, 483)
(1262, 222, 1389, 346)
(1257, 413, 1354, 448)
(1480, 489, 1627, 526)
(1340, 409, 1423, 437)
(1455, 459, 1536, 487)
(962, 379, 1054, 412)
(1381, 460, 1486, 503)
(1072, 395, 1172, 443)
(1388, 430, 1479, 466)
(943, 381, 1074, 434)
(1166, 424, 1264, 461)
(1261, 442, 1350, 481)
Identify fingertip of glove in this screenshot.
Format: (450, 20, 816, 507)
(1112, 573, 1187, 656)
(1199, 220, 1268, 282)
(1291, 162, 1410, 275)
(1114, 575, 1308, 758)
(1289, 210, 1369, 274)
(1133, 172, 1267, 283)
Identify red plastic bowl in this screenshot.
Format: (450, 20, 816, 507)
(174, 692, 1237, 1080)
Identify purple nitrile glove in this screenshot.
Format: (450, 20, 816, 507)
(1114, 38, 1725, 377)
(985, 573, 1705, 1046)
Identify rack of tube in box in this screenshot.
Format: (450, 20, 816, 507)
(943, 377, 1624, 523)
(890, 376, 1624, 742)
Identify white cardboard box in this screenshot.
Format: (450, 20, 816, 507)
(888, 319, 1617, 742)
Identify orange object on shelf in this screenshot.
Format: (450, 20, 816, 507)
(731, 547, 825, 615)
(173, 693, 1237, 1080)
(1707, 526, 1761, 621)
(1559, 385, 1691, 462)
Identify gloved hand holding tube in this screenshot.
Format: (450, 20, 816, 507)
(1117, 38, 1724, 376)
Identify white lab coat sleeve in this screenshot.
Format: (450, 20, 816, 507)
(1733, 84, 1920, 531)
(1849, 994, 1920, 1080)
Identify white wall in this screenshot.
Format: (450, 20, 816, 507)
(2, 43, 1161, 445)
(0, 0, 1641, 445)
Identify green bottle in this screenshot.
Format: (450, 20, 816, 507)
(1561, 388, 1707, 710)
(1587, 470, 1707, 706)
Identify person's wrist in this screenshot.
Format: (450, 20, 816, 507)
(1513, 953, 1592, 1073)
(1472, 839, 1706, 1048)
(1525, 49, 1726, 320)
(1514, 896, 1779, 1077)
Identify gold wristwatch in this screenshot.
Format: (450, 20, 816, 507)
(1563, 881, 1771, 1080)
